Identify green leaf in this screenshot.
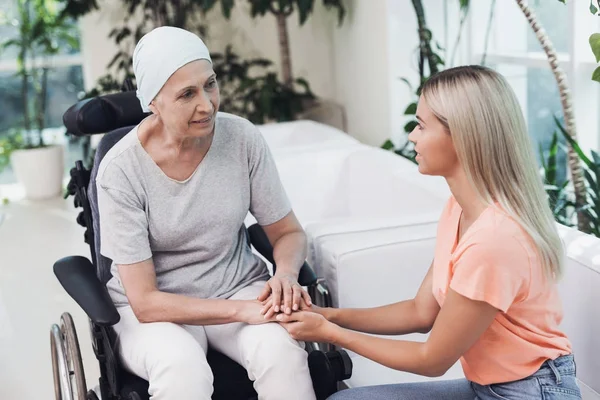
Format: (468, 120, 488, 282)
(297, 0, 314, 25)
(557, 0, 565, 3)
(591, 149, 600, 167)
(432, 52, 445, 67)
(590, 33, 600, 62)
(592, 66, 600, 83)
(584, 169, 597, 191)
(220, 0, 234, 18)
(591, 0, 599, 14)
(545, 132, 558, 184)
(539, 143, 547, 171)
(294, 77, 313, 95)
(322, 0, 345, 25)
(382, 140, 394, 150)
(404, 120, 418, 133)
(399, 77, 413, 92)
(554, 116, 594, 168)
(404, 102, 417, 115)
(459, 0, 470, 10)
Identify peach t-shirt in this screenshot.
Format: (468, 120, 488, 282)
(432, 196, 571, 385)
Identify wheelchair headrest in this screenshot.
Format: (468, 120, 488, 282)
(63, 91, 149, 136)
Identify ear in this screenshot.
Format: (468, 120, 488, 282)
(147, 101, 159, 116)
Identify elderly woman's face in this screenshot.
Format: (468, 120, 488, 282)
(151, 59, 220, 138)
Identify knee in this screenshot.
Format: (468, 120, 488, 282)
(147, 341, 213, 399)
(250, 332, 308, 373)
(327, 388, 359, 400)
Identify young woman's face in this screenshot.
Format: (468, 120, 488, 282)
(408, 95, 460, 177)
(150, 59, 220, 138)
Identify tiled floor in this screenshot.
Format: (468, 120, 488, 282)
(0, 190, 100, 399)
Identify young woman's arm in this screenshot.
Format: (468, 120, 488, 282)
(320, 263, 441, 335)
(275, 288, 498, 377)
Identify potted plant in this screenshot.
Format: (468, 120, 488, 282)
(215, 0, 348, 130)
(0, 0, 78, 199)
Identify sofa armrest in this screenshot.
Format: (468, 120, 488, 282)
(304, 216, 440, 308)
(53, 255, 120, 326)
(305, 219, 467, 388)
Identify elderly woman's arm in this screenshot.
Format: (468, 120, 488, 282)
(257, 211, 312, 316)
(118, 259, 266, 325)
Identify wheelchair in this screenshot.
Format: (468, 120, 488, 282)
(50, 88, 352, 400)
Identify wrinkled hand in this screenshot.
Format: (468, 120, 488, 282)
(257, 272, 312, 318)
(272, 311, 334, 343)
(236, 300, 273, 325)
(260, 292, 312, 319)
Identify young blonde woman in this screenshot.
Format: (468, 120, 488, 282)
(265, 65, 581, 399)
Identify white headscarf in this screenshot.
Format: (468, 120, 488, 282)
(132, 26, 212, 112)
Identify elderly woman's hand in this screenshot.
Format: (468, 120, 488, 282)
(260, 289, 313, 319)
(257, 272, 312, 318)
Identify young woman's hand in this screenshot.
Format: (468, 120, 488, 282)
(273, 311, 338, 343)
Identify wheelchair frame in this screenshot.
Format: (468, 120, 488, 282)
(49, 95, 351, 400)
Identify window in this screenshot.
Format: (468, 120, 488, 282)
(0, 0, 86, 185)
(386, 0, 599, 182)
(469, 0, 600, 181)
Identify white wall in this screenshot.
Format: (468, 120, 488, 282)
(329, 0, 392, 147)
(78, 0, 124, 92)
(77, 0, 454, 148)
(78, 1, 338, 99)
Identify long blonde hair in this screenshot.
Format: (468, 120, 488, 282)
(422, 65, 564, 280)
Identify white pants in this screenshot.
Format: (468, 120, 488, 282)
(112, 281, 316, 400)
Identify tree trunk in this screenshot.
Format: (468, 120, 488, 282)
(20, 0, 31, 146)
(36, 66, 48, 147)
(20, 49, 30, 144)
(515, 0, 589, 233)
(411, 0, 439, 83)
(276, 12, 293, 88)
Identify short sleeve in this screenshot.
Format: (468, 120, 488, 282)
(247, 128, 292, 225)
(96, 168, 152, 265)
(450, 238, 529, 313)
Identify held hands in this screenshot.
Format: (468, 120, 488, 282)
(259, 292, 335, 343)
(274, 311, 334, 342)
(257, 272, 312, 318)
(253, 272, 336, 343)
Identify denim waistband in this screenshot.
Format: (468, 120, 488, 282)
(531, 354, 576, 384)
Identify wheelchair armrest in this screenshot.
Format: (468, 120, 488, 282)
(53, 256, 120, 326)
(247, 223, 318, 287)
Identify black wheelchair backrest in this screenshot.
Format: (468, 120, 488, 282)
(63, 91, 147, 137)
(63, 91, 148, 284)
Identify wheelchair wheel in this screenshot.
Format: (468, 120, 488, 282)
(50, 312, 88, 400)
(86, 391, 99, 400)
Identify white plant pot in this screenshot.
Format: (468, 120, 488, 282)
(11, 145, 64, 200)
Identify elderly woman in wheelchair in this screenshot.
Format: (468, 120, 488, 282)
(51, 26, 351, 400)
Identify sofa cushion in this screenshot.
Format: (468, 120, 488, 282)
(556, 225, 600, 399)
(258, 120, 359, 153)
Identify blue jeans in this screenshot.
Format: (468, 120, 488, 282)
(328, 355, 581, 400)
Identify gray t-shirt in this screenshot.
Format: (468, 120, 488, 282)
(96, 112, 291, 307)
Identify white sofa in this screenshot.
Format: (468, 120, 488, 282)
(258, 120, 359, 154)
(309, 215, 600, 398)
